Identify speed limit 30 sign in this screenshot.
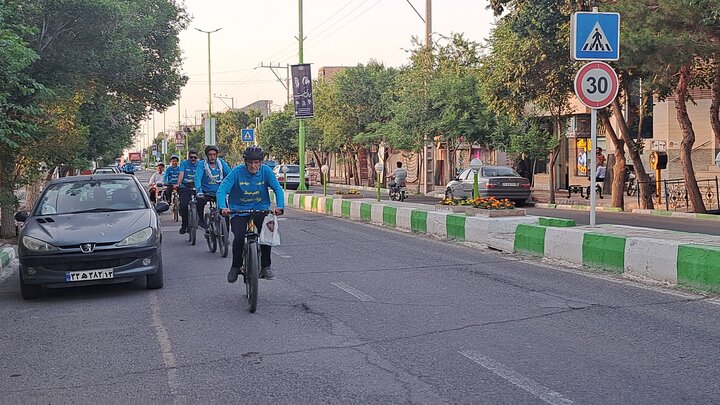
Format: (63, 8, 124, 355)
(574, 61, 619, 109)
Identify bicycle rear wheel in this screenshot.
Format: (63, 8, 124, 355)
(245, 241, 260, 313)
(205, 213, 217, 252)
(218, 218, 229, 257)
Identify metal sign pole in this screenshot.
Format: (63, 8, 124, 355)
(590, 108, 597, 227)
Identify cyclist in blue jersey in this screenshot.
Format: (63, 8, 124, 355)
(195, 145, 232, 229)
(175, 149, 199, 234)
(163, 154, 181, 202)
(218, 146, 284, 281)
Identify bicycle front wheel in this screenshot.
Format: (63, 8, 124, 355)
(172, 197, 179, 222)
(245, 241, 260, 313)
(219, 218, 229, 257)
(206, 213, 217, 252)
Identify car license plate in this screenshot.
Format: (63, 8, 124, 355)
(502, 182, 519, 187)
(65, 269, 114, 282)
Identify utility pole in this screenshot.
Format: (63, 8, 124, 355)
(195, 27, 222, 146)
(296, 0, 308, 191)
(259, 62, 291, 105)
(421, 0, 433, 195)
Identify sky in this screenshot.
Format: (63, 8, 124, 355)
(136, 0, 497, 150)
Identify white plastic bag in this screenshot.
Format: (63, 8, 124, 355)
(259, 213, 281, 246)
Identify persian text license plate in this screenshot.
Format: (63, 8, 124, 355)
(501, 182, 519, 187)
(65, 269, 114, 282)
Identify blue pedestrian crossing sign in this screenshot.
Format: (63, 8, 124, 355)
(571, 12, 620, 61)
(241, 128, 255, 142)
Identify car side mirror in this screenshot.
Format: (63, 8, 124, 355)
(14, 211, 29, 222)
(155, 201, 169, 214)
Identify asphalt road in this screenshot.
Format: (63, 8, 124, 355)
(312, 184, 720, 235)
(1, 197, 719, 402)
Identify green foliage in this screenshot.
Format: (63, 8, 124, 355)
(258, 108, 299, 163)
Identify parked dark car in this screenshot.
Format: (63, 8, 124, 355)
(444, 166, 531, 206)
(14, 174, 168, 299)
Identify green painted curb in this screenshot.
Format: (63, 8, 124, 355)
(538, 217, 576, 227)
(651, 210, 672, 216)
(287, 193, 294, 206)
(325, 198, 333, 214)
(601, 207, 624, 212)
(299, 195, 306, 208)
(694, 213, 720, 221)
(311, 196, 318, 211)
(341, 201, 351, 218)
(446, 214, 466, 240)
(677, 244, 720, 292)
(360, 203, 372, 221)
(571, 205, 589, 211)
(0, 250, 8, 267)
(383, 206, 397, 227)
(514, 224, 546, 256)
(411, 210, 427, 233)
(582, 233, 626, 272)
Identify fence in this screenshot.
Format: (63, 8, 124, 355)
(636, 177, 720, 212)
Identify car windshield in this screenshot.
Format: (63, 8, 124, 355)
(283, 166, 300, 174)
(34, 179, 147, 215)
(481, 167, 520, 177)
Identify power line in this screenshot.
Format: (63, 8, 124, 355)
(306, 0, 385, 49)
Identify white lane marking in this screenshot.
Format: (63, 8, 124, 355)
(459, 350, 574, 405)
(149, 293, 182, 401)
(331, 281, 376, 302)
(271, 249, 291, 259)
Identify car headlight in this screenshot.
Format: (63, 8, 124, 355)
(116, 227, 153, 247)
(22, 236, 58, 252)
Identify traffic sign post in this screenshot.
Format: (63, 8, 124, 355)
(574, 61, 619, 228)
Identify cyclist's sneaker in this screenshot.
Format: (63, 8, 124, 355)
(228, 266, 243, 283)
(260, 266, 276, 280)
(179, 226, 187, 234)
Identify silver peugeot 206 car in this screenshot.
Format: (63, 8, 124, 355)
(14, 174, 169, 299)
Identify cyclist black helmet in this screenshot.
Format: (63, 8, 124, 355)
(204, 145, 219, 155)
(243, 146, 264, 160)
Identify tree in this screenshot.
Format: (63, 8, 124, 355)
(482, 0, 576, 204)
(258, 108, 299, 163)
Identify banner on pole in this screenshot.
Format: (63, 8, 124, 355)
(291, 64, 314, 119)
(174, 131, 184, 150)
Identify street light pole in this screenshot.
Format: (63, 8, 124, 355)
(296, 0, 308, 191)
(195, 27, 222, 145)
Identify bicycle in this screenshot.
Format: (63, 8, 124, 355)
(170, 188, 179, 222)
(228, 209, 272, 313)
(203, 195, 230, 257)
(187, 191, 198, 245)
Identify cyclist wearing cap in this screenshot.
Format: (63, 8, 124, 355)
(148, 162, 165, 204)
(195, 145, 231, 229)
(163, 154, 181, 203)
(176, 149, 199, 234)
(218, 145, 284, 281)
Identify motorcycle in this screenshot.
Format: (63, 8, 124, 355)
(388, 180, 406, 202)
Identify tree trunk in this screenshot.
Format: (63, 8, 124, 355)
(612, 97, 654, 209)
(599, 109, 626, 208)
(548, 144, 559, 204)
(711, 59, 720, 148)
(675, 64, 707, 213)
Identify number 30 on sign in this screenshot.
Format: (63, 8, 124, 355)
(574, 61, 619, 109)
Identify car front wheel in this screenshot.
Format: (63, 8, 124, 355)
(19, 271, 42, 300)
(146, 256, 164, 289)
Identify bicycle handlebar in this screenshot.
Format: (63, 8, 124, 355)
(227, 209, 274, 214)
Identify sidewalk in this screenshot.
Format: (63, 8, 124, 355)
(285, 192, 720, 294)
